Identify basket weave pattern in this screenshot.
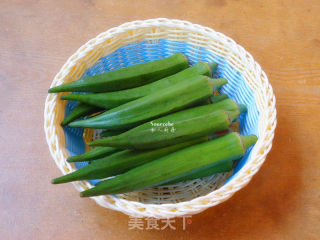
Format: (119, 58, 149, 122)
(44, 18, 276, 218)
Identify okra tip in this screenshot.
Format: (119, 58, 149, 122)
(80, 192, 87, 197)
(88, 139, 103, 147)
(60, 95, 71, 100)
(80, 183, 111, 197)
(51, 177, 62, 184)
(175, 52, 188, 60)
(210, 94, 228, 103)
(61, 119, 69, 126)
(240, 135, 258, 150)
(66, 157, 76, 162)
(68, 121, 83, 128)
(238, 104, 247, 114)
(227, 110, 240, 122)
(217, 78, 228, 86)
(52, 171, 79, 184)
(80, 189, 95, 197)
(209, 78, 228, 90)
(48, 86, 62, 93)
(207, 62, 217, 73)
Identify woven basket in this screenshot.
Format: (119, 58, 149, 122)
(44, 18, 276, 218)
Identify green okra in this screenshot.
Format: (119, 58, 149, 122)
(67, 146, 120, 163)
(89, 98, 245, 149)
(89, 105, 244, 150)
(161, 160, 233, 185)
(210, 94, 228, 103)
(49, 53, 189, 93)
(52, 138, 207, 184)
(100, 129, 127, 138)
(60, 62, 217, 109)
(69, 76, 227, 130)
(61, 103, 102, 126)
(80, 132, 257, 196)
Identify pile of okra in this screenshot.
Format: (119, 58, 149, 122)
(49, 53, 257, 197)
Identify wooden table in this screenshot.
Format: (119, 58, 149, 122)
(1, 0, 319, 239)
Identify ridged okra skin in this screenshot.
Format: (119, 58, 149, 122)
(67, 146, 120, 163)
(49, 53, 189, 93)
(161, 160, 233, 185)
(80, 133, 257, 197)
(61, 103, 102, 126)
(90, 110, 238, 149)
(52, 138, 207, 184)
(100, 129, 127, 138)
(210, 94, 228, 103)
(89, 98, 245, 149)
(69, 76, 226, 130)
(61, 61, 216, 109)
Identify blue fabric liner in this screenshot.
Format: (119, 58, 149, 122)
(63, 39, 260, 186)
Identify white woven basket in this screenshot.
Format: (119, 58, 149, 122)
(44, 18, 276, 218)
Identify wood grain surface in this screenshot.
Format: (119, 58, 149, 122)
(1, 0, 319, 239)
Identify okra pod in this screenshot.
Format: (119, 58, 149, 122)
(67, 146, 120, 163)
(161, 160, 233, 185)
(49, 53, 188, 93)
(69, 76, 227, 130)
(89, 106, 244, 149)
(80, 133, 257, 196)
(61, 103, 102, 126)
(60, 62, 217, 109)
(52, 138, 207, 184)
